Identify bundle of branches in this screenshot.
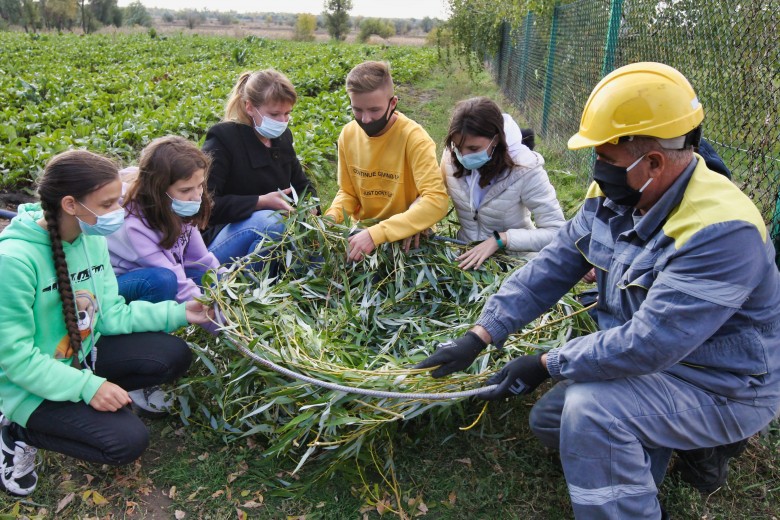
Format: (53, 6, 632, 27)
(178, 198, 596, 479)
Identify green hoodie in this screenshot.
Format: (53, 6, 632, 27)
(0, 203, 188, 427)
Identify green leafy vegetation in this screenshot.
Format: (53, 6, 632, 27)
(181, 200, 595, 482)
(0, 32, 438, 189)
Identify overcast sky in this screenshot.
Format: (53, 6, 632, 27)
(117, 1, 450, 19)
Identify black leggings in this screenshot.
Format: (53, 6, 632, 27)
(13, 332, 192, 466)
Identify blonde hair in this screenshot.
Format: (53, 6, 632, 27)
(346, 61, 394, 95)
(223, 69, 297, 125)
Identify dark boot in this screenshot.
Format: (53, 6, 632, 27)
(672, 439, 748, 493)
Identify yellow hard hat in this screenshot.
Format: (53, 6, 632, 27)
(568, 62, 704, 150)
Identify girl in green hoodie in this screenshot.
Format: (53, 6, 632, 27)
(0, 150, 215, 497)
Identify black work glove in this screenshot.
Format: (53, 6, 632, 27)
(414, 331, 487, 378)
(477, 354, 550, 401)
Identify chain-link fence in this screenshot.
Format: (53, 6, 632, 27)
(488, 0, 779, 265)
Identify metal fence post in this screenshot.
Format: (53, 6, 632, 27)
(541, 4, 560, 137)
(601, 0, 624, 77)
(517, 13, 533, 104)
(773, 190, 780, 270)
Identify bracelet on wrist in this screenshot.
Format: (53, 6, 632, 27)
(492, 230, 506, 250)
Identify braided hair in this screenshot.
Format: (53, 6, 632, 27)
(37, 150, 119, 359)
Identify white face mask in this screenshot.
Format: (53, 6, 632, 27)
(252, 110, 288, 139)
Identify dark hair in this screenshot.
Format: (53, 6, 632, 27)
(124, 136, 213, 250)
(444, 97, 514, 187)
(37, 150, 120, 358)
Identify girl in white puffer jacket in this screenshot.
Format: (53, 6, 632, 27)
(442, 97, 566, 269)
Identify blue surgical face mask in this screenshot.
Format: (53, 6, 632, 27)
(167, 193, 202, 217)
(77, 203, 125, 236)
(252, 110, 288, 139)
(453, 136, 497, 170)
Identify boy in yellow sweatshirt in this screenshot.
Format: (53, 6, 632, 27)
(325, 61, 449, 262)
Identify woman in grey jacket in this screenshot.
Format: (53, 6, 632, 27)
(443, 97, 565, 269)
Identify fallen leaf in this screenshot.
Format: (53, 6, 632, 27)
(56, 492, 75, 514)
(454, 458, 472, 467)
(448, 491, 457, 505)
(241, 500, 263, 509)
(168, 486, 177, 499)
(236, 509, 247, 520)
(187, 486, 204, 501)
(417, 500, 429, 514)
(197, 452, 209, 461)
(211, 490, 225, 498)
(125, 500, 138, 515)
(85, 474, 95, 485)
(91, 490, 108, 505)
(174, 510, 186, 519)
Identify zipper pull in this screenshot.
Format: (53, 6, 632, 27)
(473, 210, 478, 221)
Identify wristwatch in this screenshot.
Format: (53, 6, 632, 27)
(492, 230, 506, 250)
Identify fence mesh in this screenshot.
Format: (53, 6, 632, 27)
(488, 0, 780, 263)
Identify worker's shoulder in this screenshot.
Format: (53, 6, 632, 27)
(665, 161, 765, 249)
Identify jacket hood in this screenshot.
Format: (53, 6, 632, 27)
(0, 202, 51, 246)
(503, 114, 544, 170)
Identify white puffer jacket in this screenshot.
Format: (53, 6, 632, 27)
(443, 114, 566, 256)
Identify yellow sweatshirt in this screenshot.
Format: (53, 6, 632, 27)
(325, 112, 449, 245)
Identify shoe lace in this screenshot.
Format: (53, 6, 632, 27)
(13, 444, 37, 479)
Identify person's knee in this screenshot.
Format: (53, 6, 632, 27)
(162, 336, 193, 380)
(559, 381, 616, 436)
(105, 418, 149, 465)
(157, 268, 179, 301)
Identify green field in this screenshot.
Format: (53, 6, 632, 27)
(0, 32, 778, 519)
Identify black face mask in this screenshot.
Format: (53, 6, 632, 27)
(356, 99, 395, 137)
(592, 155, 649, 207)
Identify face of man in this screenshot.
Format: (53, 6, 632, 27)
(594, 142, 665, 213)
(348, 86, 398, 137)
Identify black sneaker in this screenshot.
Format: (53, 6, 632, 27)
(0, 425, 38, 496)
(672, 439, 748, 493)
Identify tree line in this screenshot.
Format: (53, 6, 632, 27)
(0, 0, 442, 40)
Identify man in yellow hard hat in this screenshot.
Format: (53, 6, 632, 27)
(417, 62, 780, 519)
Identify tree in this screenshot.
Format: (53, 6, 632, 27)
(0, 0, 23, 26)
(123, 0, 150, 27)
(45, 0, 77, 31)
(180, 9, 204, 30)
(20, 0, 38, 31)
(294, 13, 316, 42)
(393, 18, 409, 36)
(89, 0, 119, 26)
(324, 0, 351, 41)
(357, 18, 394, 43)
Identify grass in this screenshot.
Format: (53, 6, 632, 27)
(1, 58, 778, 520)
